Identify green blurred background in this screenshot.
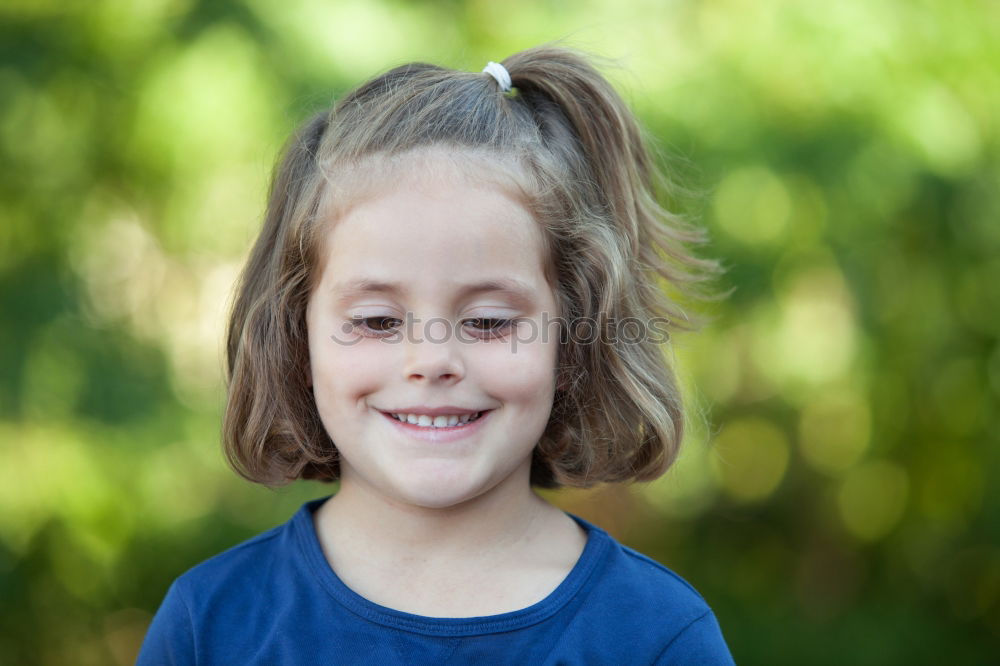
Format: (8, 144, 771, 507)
(2, 0, 998, 663)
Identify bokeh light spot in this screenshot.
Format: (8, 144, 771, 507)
(755, 262, 858, 391)
(713, 166, 791, 246)
(894, 84, 981, 176)
(798, 390, 871, 475)
(711, 418, 790, 502)
(916, 450, 984, 532)
(644, 418, 719, 518)
(837, 460, 909, 541)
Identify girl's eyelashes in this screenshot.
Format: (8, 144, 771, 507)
(345, 316, 518, 340)
(348, 316, 403, 338)
(462, 318, 516, 340)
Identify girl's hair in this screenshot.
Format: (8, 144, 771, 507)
(223, 45, 723, 488)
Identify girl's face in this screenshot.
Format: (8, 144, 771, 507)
(305, 163, 560, 511)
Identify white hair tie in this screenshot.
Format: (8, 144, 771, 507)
(482, 61, 512, 93)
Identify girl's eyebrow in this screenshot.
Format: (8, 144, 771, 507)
(331, 277, 539, 306)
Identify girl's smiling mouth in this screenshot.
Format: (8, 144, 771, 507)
(379, 408, 493, 440)
(387, 411, 486, 427)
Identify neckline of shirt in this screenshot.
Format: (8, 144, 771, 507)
(293, 496, 611, 637)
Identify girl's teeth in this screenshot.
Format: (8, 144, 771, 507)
(392, 412, 481, 428)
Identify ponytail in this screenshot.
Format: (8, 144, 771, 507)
(500, 47, 725, 485)
(505, 46, 720, 310)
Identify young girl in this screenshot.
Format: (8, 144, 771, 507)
(139, 46, 734, 664)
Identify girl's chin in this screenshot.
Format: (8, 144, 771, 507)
(390, 483, 492, 511)
(341, 458, 533, 512)
(384, 471, 512, 511)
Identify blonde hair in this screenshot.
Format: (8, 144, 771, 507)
(224, 45, 723, 488)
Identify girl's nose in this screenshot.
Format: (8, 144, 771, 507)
(402, 317, 465, 384)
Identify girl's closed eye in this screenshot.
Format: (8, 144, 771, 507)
(347, 316, 517, 340)
(462, 317, 517, 340)
(349, 315, 403, 338)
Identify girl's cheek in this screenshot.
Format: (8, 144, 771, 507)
(331, 345, 395, 390)
(482, 344, 558, 396)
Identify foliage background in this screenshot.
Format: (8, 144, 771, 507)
(2, 1, 998, 663)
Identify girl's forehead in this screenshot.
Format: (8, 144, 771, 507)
(325, 179, 542, 268)
(311, 160, 558, 305)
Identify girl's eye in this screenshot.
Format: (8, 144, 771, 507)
(350, 316, 402, 338)
(463, 318, 516, 339)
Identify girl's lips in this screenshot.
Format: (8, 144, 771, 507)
(380, 409, 492, 443)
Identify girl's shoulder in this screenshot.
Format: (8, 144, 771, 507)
(166, 502, 313, 608)
(568, 513, 712, 616)
(558, 513, 735, 664)
(180, 522, 285, 579)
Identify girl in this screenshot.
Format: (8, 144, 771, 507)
(139, 46, 734, 664)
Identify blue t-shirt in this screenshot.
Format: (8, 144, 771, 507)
(138, 497, 734, 665)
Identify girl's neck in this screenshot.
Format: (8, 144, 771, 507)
(310, 470, 589, 617)
(316, 473, 553, 562)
